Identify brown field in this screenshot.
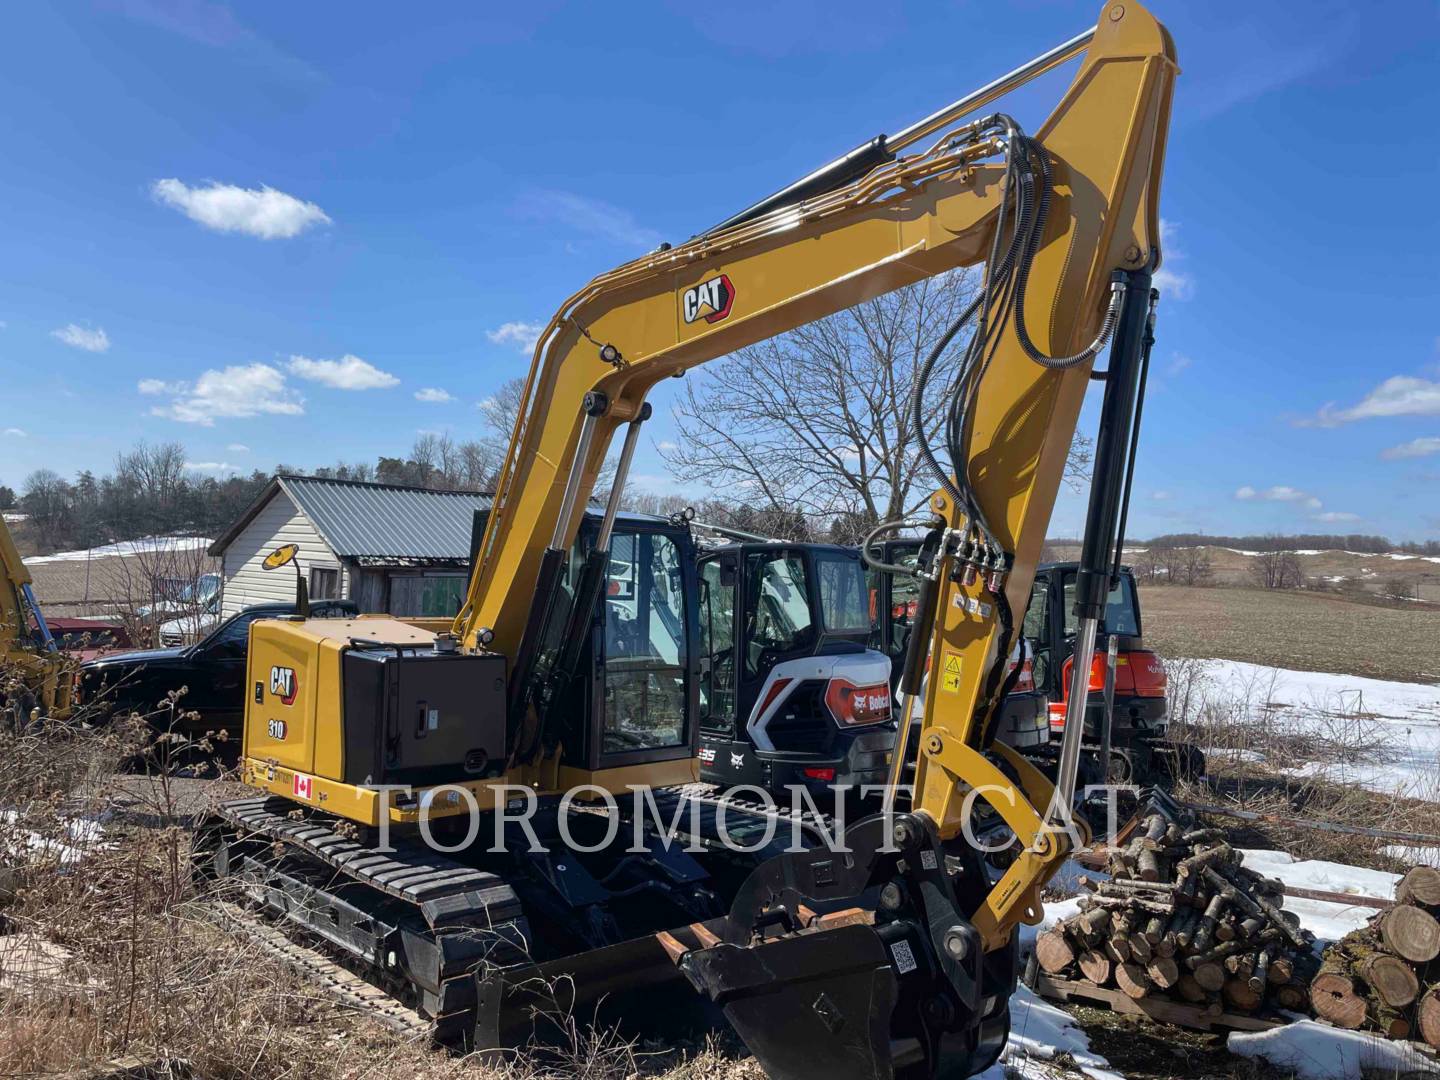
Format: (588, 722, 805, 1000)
(1138, 584, 1440, 684)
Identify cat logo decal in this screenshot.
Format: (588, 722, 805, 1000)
(681, 274, 735, 325)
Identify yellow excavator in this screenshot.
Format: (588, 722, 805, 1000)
(1, 515, 72, 722)
(199, 4, 1176, 1076)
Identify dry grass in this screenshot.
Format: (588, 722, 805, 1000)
(1140, 585, 1440, 684)
(0, 672, 761, 1080)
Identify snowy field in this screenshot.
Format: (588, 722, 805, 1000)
(1175, 658, 1440, 799)
(1000, 851, 1440, 1080)
(22, 535, 212, 565)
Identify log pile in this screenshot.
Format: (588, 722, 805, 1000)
(1309, 866, 1440, 1049)
(1034, 813, 1317, 1026)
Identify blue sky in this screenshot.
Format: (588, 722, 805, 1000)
(2, 1, 1437, 540)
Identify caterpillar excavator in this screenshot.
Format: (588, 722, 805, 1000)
(197, 4, 1177, 1077)
(1, 515, 72, 722)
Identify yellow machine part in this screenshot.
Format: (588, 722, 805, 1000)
(242, 614, 697, 825)
(238, 0, 1176, 953)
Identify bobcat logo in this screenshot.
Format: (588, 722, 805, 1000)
(269, 665, 298, 706)
(681, 274, 735, 325)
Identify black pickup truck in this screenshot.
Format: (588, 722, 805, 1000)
(77, 600, 358, 742)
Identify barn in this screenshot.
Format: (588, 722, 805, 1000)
(208, 475, 491, 619)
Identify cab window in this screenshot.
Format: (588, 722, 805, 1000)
(1061, 572, 1141, 637)
(745, 552, 813, 676)
(814, 552, 868, 633)
(698, 559, 736, 729)
(602, 531, 688, 754)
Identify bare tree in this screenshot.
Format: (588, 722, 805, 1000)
(479, 378, 526, 452)
(662, 271, 1093, 537)
(1250, 542, 1303, 590)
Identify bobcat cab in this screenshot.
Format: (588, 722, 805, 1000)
(695, 537, 894, 797)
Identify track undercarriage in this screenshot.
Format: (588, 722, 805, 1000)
(195, 788, 1016, 1078)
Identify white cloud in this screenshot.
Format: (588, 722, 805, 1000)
(138, 378, 183, 395)
(185, 461, 239, 473)
(1313, 510, 1360, 523)
(3, 428, 26, 437)
(656, 440, 679, 452)
(1235, 485, 1321, 510)
(151, 178, 331, 239)
(287, 354, 398, 390)
(226, 442, 250, 453)
(1165, 354, 1192, 377)
(1150, 490, 1171, 500)
(148, 363, 304, 426)
(414, 387, 454, 403)
(515, 189, 663, 250)
(52, 324, 110, 352)
(487, 321, 545, 353)
(1152, 219, 1194, 301)
(1309, 376, 1440, 427)
(1381, 436, 1440, 460)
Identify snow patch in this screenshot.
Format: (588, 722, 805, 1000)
(978, 985, 1122, 1080)
(1, 810, 107, 866)
(1188, 659, 1440, 798)
(23, 536, 212, 565)
(1383, 843, 1440, 867)
(1228, 1020, 1440, 1079)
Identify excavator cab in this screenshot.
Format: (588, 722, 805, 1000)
(536, 509, 700, 772)
(697, 542, 893, 795)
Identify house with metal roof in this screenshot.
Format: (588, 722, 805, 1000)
(207, 475, 491, 618)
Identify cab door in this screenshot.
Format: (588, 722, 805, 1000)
(698, 553, 738, 737)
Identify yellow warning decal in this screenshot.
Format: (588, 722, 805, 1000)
(941, 653, 962, 692)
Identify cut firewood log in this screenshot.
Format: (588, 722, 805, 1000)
(1397, 866, 1440, 909)
(1376, 903, 1440, 964)
(1078, 949, 1113, 986)
(1268, 954, 1294, 985)
(1419, 984, 1440, 1050)
(1248, 945, 1275, 994)
(1115, 962, 1152, 1000)
(1128, 934, 1153, 964)
(1105, 937, 1132, 964)
(1036, 930, 1075, 975)
(1367, 1000, 1410, 1040)
(1311, 960, 1366, 1029)
(1175, 973, 1207, 1003)
(1192, 961, 1226, 993)
(1355, 951, 1421, 1008)
(1146, 956, 1180, 990)
(1223, 977, 1262, 1013)
(1192, 892, 1228, 954)
(1176, 843, 1233, 881)
(1273, 979, 1310, 1012)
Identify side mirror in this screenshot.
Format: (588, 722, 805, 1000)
(262, 543, 309, 617)
(719, 564, 736, 588)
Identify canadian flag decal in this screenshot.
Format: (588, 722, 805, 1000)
(292, 773, 313, 799)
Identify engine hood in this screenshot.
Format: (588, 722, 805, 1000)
(81, 646, 189, 670)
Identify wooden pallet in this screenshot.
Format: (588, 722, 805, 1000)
(1034, 973, 1284, 1033)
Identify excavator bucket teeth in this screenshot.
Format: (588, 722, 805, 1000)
(682, 923, 899, 1080)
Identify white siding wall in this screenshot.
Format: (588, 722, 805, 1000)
(219, 489, 348, 616)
